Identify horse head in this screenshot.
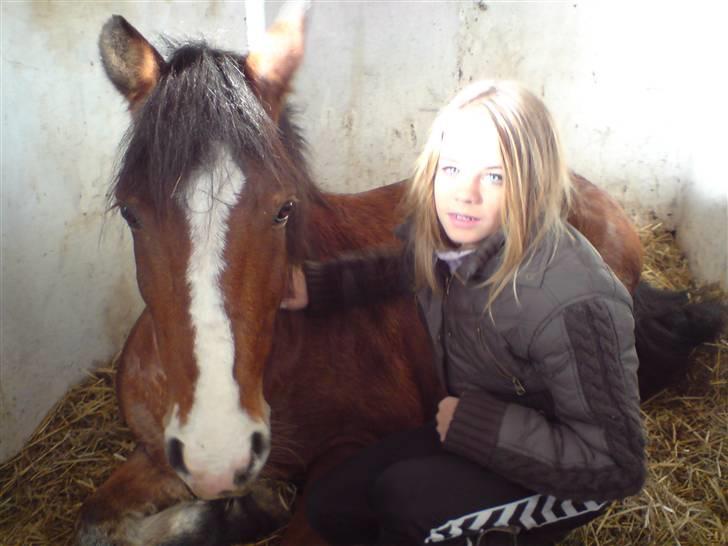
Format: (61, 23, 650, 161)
(99, 4, 312, 500)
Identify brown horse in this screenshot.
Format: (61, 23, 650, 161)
(76, 6, 724, 546)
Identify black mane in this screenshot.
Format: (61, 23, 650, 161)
(110, 41, 315, 213)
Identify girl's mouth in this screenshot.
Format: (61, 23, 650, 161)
(448, 213, 480, 227)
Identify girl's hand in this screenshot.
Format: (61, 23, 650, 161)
(436, 396, 459, 442)
(280, 266, 308, 310)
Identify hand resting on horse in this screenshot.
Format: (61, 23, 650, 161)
(435, 396, 459, 442)
(280, 267, 308, 310)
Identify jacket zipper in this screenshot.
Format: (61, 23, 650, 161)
(445, 271, 526, 398)
(441, 274, 454, 392)
(477, 326, 526, 396)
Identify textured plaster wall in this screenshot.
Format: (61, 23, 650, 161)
(2, 1, 725, 461)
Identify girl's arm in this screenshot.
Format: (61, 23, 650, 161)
(296, 245, 414, 313)
(444, 296, 646, 503)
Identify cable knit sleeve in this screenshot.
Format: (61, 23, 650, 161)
(445, 297, 646, 502)
(302, 245, 414, 313)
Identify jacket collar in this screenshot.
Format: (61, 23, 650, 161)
(446, 228, 562, 289)
(449, 230, 506, 281)
(398, 220, 551, 288)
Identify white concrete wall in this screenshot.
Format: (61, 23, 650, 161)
(2, 1, 725, 461)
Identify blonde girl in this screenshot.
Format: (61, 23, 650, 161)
(284, 81, 645, 546)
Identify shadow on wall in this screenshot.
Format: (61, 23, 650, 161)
(677, 91, 728, 291)
(677, 175, 728, 290)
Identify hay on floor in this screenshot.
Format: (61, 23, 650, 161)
(1, 223, 726, 546)
(0, 365, 135, 545)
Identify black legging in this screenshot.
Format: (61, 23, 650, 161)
(306, 423, 606, 546)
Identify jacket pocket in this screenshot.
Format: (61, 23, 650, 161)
(477, 326, 526, 396)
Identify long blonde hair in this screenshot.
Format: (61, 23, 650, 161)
(402, 81, 572, 309)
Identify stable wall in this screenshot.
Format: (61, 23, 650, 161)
(2, 1, 725, 461)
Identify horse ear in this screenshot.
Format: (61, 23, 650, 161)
(99, 15, 165, 110)
(245, 1, 310, 121)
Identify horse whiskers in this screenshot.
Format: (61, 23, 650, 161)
(268, 444, 305, 468)
(170, 174, 183, 199)
(268, 417, 301, 434)
(268, 427, 304, 452)
(265, 421, 306, 466)
(268, 434, 303, 451)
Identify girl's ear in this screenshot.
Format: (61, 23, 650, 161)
(99, 15, 165, 112)
(244, 0, 309, 122)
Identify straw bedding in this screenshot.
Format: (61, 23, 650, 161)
(1, 224, 726, 546)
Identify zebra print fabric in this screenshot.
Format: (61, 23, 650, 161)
(425, 494, 605, 543)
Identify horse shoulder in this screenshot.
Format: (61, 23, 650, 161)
(117, 309, 168, 459)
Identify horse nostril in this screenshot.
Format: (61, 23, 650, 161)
(166, 437, 188, 475)
(234, 468, 251, 487)
(251, 431, 269, 458)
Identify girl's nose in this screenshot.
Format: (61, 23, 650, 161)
(454, 171, 483, 204)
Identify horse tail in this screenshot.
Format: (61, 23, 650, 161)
(633, 281, 726, 401)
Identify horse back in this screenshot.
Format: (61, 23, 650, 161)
(568, 173, 643, 293)
(312, 175, 643, 293)
(311, 180, 410, 256)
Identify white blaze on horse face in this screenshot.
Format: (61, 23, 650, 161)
(165, 150, 269, 497)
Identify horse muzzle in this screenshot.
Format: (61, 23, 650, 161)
(165, 429, 271, 499)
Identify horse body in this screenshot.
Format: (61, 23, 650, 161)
(83, 181, 441, 545)
(76, 6, 724, 546)
(568, 173, 642, 293)
(262, 182, 443, 474)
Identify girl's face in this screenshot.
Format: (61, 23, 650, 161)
(434, 107, 505, 249)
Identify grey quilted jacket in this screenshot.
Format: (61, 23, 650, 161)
(304, 224, 646, 502)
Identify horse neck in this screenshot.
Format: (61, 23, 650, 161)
(305, 180, 408, 258)
(264, 180, 408, 393)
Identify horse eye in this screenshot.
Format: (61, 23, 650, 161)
(119, 205, 141, 229)
(274, 200, 295, 225)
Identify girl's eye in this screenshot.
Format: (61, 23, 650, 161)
(119, 205, 141, 229)
(274, 200, 295, 225)
(484, 172, 504, 185)
(441, 165, 459, 176)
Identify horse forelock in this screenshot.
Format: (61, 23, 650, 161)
(109, 41, 318, 232)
